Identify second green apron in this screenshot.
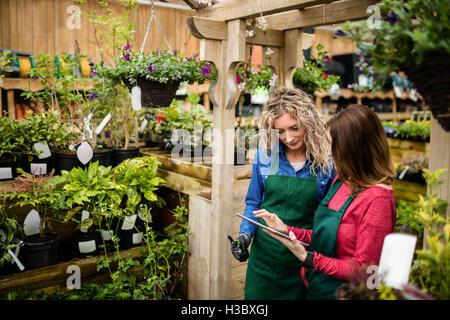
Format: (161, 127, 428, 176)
(245, 156, 318, 300)
(307, 178, 353, 300)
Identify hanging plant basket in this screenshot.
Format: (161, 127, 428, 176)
(400, 52, 450, 132)
(123, 78, 180, 108)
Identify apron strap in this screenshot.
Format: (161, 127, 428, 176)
(320, 178, 343, 205)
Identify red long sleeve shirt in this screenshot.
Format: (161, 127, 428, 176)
(287, 181, 396, 281)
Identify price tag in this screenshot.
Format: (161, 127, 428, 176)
(131, 86, 142, 111)
(77, 141, 93, 165)
(78, 240, 96, 253)
(121, 214, 137, 230)
(95, 112, 112, 135)
(140, 119, 148, 133)
(33, 142, 51, 159)
(30, 163, 47, 175)
(378, 233, 417, 290)
(23, 209, 41, 236)
(0, 167, 13, 180)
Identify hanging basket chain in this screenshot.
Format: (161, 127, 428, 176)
(140, 0, 172, 53)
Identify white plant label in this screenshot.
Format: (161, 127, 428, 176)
(132, 232, 143, 245)
(77, 141, 93, 165)
(7, 249, 25, 271)
(101, 230, 113, 241)
(95, 112, 112, 135)
(140, 119, 148, 133)
(409, 89, 418, 102)
(30, 163, 47, 176)
(33, 141, 51, 159)
(378, 233, 417, 290)
(83, 113, 94, 140)
(131, 86, 142, 111)
(0, 167, 13, 179)
(78, 240, 96, 254)
(398, 165, 409, 180)
(23, 209, 41, 236)
(393, 85, 403, 98)
(80, 210, 90, 233)
(121, 214, 137, 230)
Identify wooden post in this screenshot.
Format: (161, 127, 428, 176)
(282, 29, 303, 88)
(7, 89, 15, 119)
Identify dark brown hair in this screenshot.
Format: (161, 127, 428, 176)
(327, 104, 396, 196)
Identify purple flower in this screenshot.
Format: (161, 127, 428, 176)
(148, 64, 154, 72)
(89, 61, 94, 67)
(334, 29, 346, 37)
(386, 12, 398, 26)
(90, 70, 97, 77)
(89, 92, 97, 100)
(201, 64, 211, 76)
(124, 53, 131, 61)
(325, 55, 330, 63)
(124, 44, 130, 50)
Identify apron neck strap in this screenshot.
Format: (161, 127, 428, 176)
(321, 178, 354, 211)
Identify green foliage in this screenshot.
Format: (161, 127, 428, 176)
(293, 44, 340, 94)
(57, 161, 124, 231)
(236, 65, 275, 95)
(336, 0, 450, 92)
(0, 49, 14, 78)
(94, 48, 217, 86)
(382, 120, 431, 142)
(0, 208, 23, 268)
(111, 156, 166, 213)
(0, 117, 23, 161)
(409, 168, 450, 299)
(156, 104, 212, 147)
(395, 200, 424, 237)
(0, 169, 64, 238)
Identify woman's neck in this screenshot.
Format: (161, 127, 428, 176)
(285, 147, 307, 163)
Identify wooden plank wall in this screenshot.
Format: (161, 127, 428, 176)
(0, 0, 200, 60)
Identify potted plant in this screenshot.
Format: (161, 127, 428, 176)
(111, 156, 166, 249)
(335, 0, 450, 131)
(396, 154, 429, 184)
(0, 169, 64, 269)
(0, 208, 23, 275)
(293, 44, 340, 97)
(0, 117, 24, 181)
(58, 161, 124, 257)
(93, 47, 217, 108)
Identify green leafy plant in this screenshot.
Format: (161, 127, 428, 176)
(111, 156, 166, 213)
(0, 169, 64, 238)
(0, 117, 23, 161)
(0, 208, 23, 268)
(0, 49, 14, 78)
(409, 168, 449, 299)
(93, 47, 217, 86)
(395, 200, 424, 238)
(236, 65, 275, 95)
(57, 161, 124, 231)
(293, 44, 340, 95)
(335, 0, 450, 92)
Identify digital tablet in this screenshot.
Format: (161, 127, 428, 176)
(236, 213, 309, 246)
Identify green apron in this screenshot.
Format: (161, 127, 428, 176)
(306, 178, 353, 300)
(245, 155, 318, 300)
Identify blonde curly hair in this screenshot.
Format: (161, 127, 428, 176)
(259, 87, 331, 174)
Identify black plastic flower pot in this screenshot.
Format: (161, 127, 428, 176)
(55, 149, 112, 174)
(21, 232, 60, 270)
(20, 154, 56, 176)
(0, 154, 21, 181)
(72, 230, 100, 257)
(111, 147, 140, 167)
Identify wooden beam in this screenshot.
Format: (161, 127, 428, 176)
(283, 29, 303, 88)
(197, 0, 337, 21)
(264, 0, 379, 30)
(187, 16, 284, 47)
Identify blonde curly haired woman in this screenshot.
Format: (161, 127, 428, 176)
(230, 87, 335, 300)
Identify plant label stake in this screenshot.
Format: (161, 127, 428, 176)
(398, 165, 409, 180)
(139, 118, 148, 133)
(77, 141, 93, 165)
(95, 112, 112, 135)
(80, 210, 89, 233)
(30, 163, 47, 176)
(7, 249, 25, 271)
(121, 214, 137, 230)
(33, 142, 52, 159)
(378, 233, 417, 290)
(23, 209, 41, 236)
(131, 86, 142, 111)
